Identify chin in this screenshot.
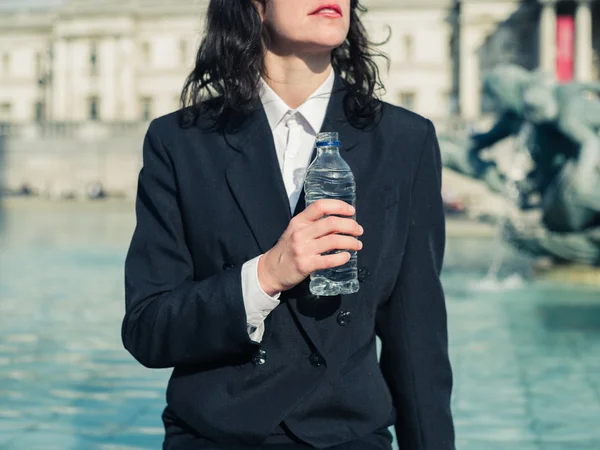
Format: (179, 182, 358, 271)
(304, 31, 348, 51)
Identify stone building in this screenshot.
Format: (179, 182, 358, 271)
(0, 0, 454, 123)
(0, 0, 598, 124)
(0, 0, 203, 123)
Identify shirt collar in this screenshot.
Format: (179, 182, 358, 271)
(259, 69, 335, 134)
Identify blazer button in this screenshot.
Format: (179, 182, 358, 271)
(222, 262, 235, 270)
(357, 267, 370, 283)
(252, 349, 267, 366)
(309, 353, 325, 367)
(337, 310, 352, 326)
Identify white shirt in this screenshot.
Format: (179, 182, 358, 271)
(240, 69, 335, 342)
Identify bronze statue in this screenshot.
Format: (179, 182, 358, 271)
(439, 64, 600, 266)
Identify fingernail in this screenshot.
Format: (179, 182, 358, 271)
(358, 240, 363, 249)
(349, 205, 355, 213)
(359, 225, 364, 233)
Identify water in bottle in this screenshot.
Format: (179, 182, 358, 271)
(304, 131, 359, 296)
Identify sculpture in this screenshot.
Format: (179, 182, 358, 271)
(439, 64, 600, 266)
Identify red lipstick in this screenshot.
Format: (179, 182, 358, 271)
(309, 3, 343, 18)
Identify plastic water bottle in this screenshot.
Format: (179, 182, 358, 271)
(304, 132, 359, 296)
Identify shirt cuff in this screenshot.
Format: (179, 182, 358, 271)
(241, 255, 281, 343)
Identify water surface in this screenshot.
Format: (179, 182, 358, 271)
(1, 201, 599, 449)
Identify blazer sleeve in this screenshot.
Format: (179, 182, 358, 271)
(376, 120, 455, 449)
(122, 121, 258, 369)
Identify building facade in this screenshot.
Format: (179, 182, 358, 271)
(0, 0, 203, 123)
(0, 0, 454, 123)
(0, 0, 598, 125)
(362, 0, 455, 118)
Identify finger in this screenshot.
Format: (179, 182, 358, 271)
(300, 199, 355, 222)
(312, 234, 362, 255)
(305, 215, 363, 240)
(313, 252, 352, 270)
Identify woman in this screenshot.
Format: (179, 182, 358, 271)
(122, 1, 455, 449)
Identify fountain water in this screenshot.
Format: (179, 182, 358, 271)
(473, 123, 534, 291)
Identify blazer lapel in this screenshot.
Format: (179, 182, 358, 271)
(224, 107, 291, 254)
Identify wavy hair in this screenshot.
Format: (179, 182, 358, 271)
(179, 0, 388, 129)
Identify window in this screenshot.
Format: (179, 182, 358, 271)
(2, 53, 10, 77)
(88, 96, 100, 121)
(0, 102, 12, 120)
(35, 101, 45, 122)
(398, 91, 416, 110)
(90, 42, 98, 76)
(140, 96, 153, 121)
(180, 40, 188, 66)
(402, 35, 414, 62)
(141, 41, 151, 66)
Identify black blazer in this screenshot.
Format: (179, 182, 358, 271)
(123, 77, 455, 450)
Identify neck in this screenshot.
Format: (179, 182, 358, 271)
(263, 51, 332, 109)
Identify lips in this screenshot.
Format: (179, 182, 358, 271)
(309, 3, 342, 17)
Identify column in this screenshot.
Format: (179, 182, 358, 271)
(539, 0, 557, 75)
(51, 38, 68, 121)
(459, 25, 481, 120)
(102, 37, 118, 121)
(575, 0, 593, 81)
(119, 35, 137, 121)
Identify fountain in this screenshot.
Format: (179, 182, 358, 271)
(439, 64, 600, 284)
(479, 122, 532, 288)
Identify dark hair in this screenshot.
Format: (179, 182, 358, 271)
(180, 0, 388, 129)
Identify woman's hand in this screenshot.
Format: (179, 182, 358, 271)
(257, 199, 363, 296)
